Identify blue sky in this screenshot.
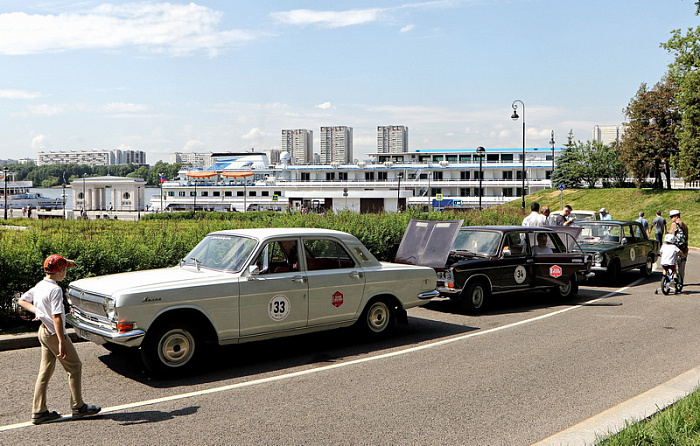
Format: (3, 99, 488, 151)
(1, 0, 698, 164)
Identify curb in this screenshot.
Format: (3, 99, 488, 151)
(0, 328, 83, 352)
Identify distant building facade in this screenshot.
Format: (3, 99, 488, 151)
(593, 125, 624, 145)
(320, 126, 353, 164)
(170, 152, 213, 168)
(282, 129, 313, 164)
(377, 125, 408, 153)
(37, 149, 146, 167)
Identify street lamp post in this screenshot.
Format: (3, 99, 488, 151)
(137, 186, 141, 220)
(550, 130, 556, 173)
(476, 146, 486, 210)
(193, 180, 197, 212)
(397, 172, 402, 211)
(3, 167, 8, 220)
(511, 100, 526, 210)
(82, 173, 87, 216)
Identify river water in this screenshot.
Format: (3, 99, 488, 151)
(32, 187, 162, 210)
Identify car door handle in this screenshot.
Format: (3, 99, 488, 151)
(350, 271, 364, 279)
(291, 275, 306, 283)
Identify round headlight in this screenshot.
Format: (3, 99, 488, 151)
(594, 252, 603, 263)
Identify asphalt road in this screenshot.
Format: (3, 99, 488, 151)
(1, 253, 698, 445)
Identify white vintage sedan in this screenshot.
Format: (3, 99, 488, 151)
(67, 228, 438, 376)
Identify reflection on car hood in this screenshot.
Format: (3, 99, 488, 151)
(395, 219, 463, 269)
(69, 266, 230, 296)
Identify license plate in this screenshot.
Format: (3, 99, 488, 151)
(76, 328, 105, 345)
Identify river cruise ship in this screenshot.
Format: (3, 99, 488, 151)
(151, 147, 560, 213)
(0, 171, 64, 210)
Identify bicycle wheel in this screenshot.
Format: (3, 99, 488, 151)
(661, 275, 672, 295)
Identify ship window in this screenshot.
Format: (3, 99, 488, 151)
(178, 191, 185, 197)
(249, 191, 256, 196)
(213, 191, 221, 197)
(261, 191, 269, 196)
(237, 191, 244, 197)
(224, 191, 232, 197)
(168, 191, 175, 197)
(201, 191, 208, 197)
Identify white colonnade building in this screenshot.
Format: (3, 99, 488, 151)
(71, 176, 146, 211)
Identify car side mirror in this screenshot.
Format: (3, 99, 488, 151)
(248, 265, 260, 278)
(621, 238, 628, 245)
(502, 248, 512, 257)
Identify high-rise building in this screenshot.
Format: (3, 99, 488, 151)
(377, 125, 408, 153)
(593, 125, 624, 145)
(320, 126, 353, 164)
(282, 129, 313, 164)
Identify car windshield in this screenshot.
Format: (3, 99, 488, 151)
(576, 223, 622, 244)
(182, 234, 258, 272)
(452, 230, 502, 256)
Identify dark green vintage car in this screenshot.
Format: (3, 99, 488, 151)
(575, 221, 660, 282)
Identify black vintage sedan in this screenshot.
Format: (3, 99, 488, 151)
(575, 220, 660, 282)
(396, 221, 594, 313)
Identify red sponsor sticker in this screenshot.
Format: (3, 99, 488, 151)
(332, 291, 344, 308)
(549, 265, 563, 278)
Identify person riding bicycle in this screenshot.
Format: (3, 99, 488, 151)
(659, 233, 684, 278)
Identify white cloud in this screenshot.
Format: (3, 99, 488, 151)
(31, 134, 49, 150)
(271, 8, 386, 28)
(242, 127, 266, 140)
(100, 102, 149, 113)
(183, 139, 205, 152)
(316, 102, 333, 110)
(400, 24, 415, 33)
(0, 3, 260, 56)
(26, 104, 66, 116)
(0, 89, 43, 99)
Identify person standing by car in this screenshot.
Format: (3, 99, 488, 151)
(555, 205, 575, 226)
(636, 212, 650, 236)
(600, 208, 613, 220)
(522, 202, 547, 227)
(669, 210, 689, 281)
(17, 255, 101, 425)
(651, 210, 667, 244)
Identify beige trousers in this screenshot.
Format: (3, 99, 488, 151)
(33, 324, 84, 414)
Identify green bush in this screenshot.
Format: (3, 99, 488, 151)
(0, 207, 522, 328)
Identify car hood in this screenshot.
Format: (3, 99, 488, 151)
(395, 219, 463, 269)
(69, 266, 235, 297)
(577, 243, 618, 253)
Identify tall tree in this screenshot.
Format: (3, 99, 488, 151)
(620, 78, 680, 189)
(551, 130, 585, 188)
(662, 26, 700, 182)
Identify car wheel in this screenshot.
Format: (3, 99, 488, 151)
(460, 280, 488, 314)
(607, 259, 621, 283)
(639, 255, 654, 278)
(141, 322, 201, 377)
(358, 298, 395, 336)
(553, 279, 579, 299)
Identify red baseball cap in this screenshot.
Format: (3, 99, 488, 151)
(43, 255, 76, 274)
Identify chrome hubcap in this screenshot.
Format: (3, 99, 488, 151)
(158, 329, 195, 367)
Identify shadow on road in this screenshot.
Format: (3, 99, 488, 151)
(97, 316, 477, 387)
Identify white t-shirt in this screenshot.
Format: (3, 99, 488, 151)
(522, 212, 547, 227)
(659, 243, 681, 267)
(20, 278, 65, 335)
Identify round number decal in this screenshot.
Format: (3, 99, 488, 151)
(630, 248, 636, 261)
(269, 294, 290, 321)
(514, 265, 527, 284)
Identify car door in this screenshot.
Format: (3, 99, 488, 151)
(491, 231, 534, 292)
(619, 224, 638, 270)
(531, 231, 588, 287)
(238, 238, 309, 337)
(303, 237, 366, 325)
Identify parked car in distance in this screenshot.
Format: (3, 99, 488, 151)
(574, 220, 660, 281)
(547, 210, 600, 226)
(67, 228, 438, 377)
(396, 220, 593, 313)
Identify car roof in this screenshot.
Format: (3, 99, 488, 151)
(576, 220, 638, 225)
(208, 227, 358, 241)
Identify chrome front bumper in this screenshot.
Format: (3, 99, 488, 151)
(66, 313, 145, 347)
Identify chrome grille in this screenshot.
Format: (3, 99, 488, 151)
(67, 287, 107, 317)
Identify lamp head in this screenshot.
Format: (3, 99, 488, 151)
(511, 111, 519, 121)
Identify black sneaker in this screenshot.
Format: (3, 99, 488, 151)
(32, 410, 62, 425)
(72, 403, 101, 419)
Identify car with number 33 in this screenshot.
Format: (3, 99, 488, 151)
(66, 228, 438, 377)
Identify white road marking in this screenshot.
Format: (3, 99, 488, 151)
(0, 281, 641, 433)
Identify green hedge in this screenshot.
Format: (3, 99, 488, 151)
(0, 207, 522, 327)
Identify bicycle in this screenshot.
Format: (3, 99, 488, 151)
(660, 254, 684, 295)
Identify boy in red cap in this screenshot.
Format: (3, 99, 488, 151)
(17, 255, 101, 425)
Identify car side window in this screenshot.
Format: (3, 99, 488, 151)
(503, 232, 530, 256)
(254, 240, 299, 274)
(303, 239, 356, 270)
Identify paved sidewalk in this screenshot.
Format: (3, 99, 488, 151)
(0, 328, 82, 351)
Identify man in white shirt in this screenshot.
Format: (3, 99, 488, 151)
(522, 202, 547, 227)
(17, 255, 101, 425)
